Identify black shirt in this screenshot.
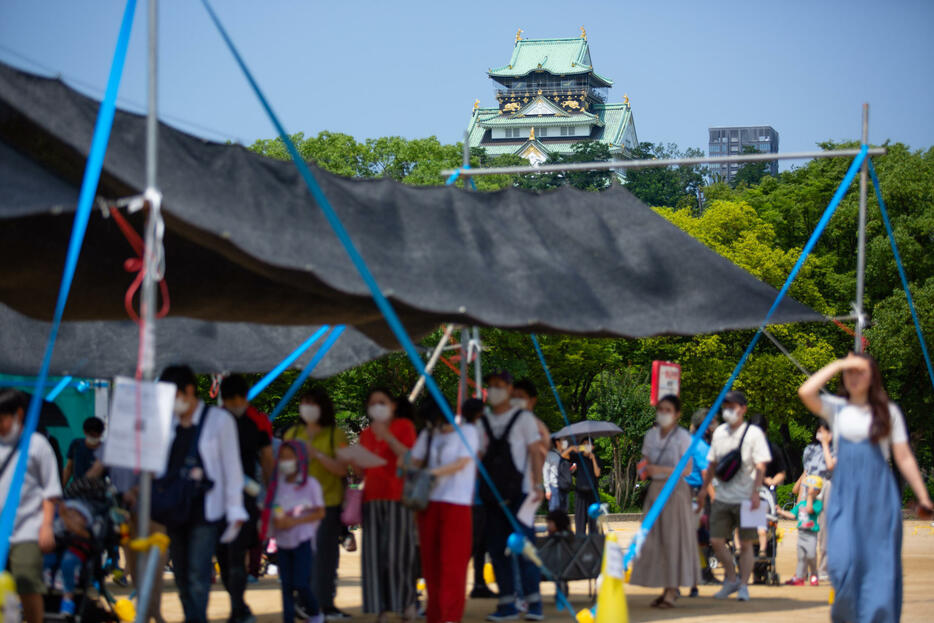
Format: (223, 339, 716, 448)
(66, 438, 100, 482)
(764, 440, 787, 480)
(233, 412, 271, 481)
(166, 422, 206, 524)
(572, 452, 601, 493)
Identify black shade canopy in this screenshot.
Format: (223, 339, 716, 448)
(0, 303, 386, 378)
(0, 62, 821, 353)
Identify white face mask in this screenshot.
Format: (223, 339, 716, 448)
(278, 460, 298, 477)
(656, 412, 675, 429)
(722, 408, 740, 425)
(510, 398, 529, 410)
(367, 403, 392, 422)
(227, 404, 247, 417)
(487, 387, 511, 407)
(300, 404, 321, 424)
(85, 435, 102, 447)
(559, 440, 569, 451)
(581, 443, 593, 453)
(173, 396, 191, 416)
(1, 420, 21, 444)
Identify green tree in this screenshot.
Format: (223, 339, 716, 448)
(624, 142, 707, 211)
(731, 144, 770, 188)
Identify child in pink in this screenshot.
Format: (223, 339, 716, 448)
(261, 440, 325, 623)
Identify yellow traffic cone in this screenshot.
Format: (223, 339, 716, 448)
(483, 562, 496, 586)
(576, 608, 594, 623)
(113, 598, 136, 622)
(595, 533, 628, 623)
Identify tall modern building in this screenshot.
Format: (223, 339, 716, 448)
(466, 29, 638, 166)
(708, 125, 779, 183)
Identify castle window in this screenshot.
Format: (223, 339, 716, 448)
(536, 127, 548, 137)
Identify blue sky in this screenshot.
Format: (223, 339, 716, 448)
(2, 0, 933, 164)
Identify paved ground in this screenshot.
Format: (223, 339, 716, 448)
(152, 520, 934, 622)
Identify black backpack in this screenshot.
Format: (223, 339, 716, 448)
(556, 457, 573, 492)
(478, 409, 525, 506)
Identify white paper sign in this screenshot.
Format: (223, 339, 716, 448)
(102, 376, 175, 473)
(740, 499, 768, 529)
(605, 540, 624, 579)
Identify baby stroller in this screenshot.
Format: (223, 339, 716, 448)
(43, 478, 131, 622)
(750, 485, 780, 586)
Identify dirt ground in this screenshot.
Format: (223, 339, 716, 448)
(152, 520, 934, 623)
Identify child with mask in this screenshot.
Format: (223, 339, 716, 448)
(779, 475, 824, 586)
(62, 417, 105, 485)
(260, 441, 325, 623)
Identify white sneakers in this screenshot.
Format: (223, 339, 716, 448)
(713, 578, 751, 601)
(713, 578, 740, 599)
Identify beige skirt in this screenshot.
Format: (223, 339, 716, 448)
(628, 479, 702, 588)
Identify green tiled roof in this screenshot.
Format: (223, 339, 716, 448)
(479, 110, 602, 128)
(595, 103, 633, 146)
(489, 38, 613, 86)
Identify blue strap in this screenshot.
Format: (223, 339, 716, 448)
(247, 325, 330, 401)
(268, 325, 346, 420)
(445, 168, 462, 186)
(868, 161, 934, 391)
(622, 145, 869, 569)
(0, 0, 137, 569)
(200, 6, 576, 614)
(530, 334, 598, 495)
(45, 376, 73, 402)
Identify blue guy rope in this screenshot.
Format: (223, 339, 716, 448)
(0, 0, 138, 569)
(622, 145, 869, 569)
(868, 161, 934, 391)
(444, 164, 478, 190)
(247, 325, 330, 401)
(200, 2, 574, 614)
(268, 325, 346, 420)
(45, 376, 73, 402)
(530, 334, 599, 499)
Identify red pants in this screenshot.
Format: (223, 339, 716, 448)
(418, 502, 473, 623)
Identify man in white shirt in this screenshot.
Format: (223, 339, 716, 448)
(478, 371, 545, 622)
(696, 391, 771, 602)
(158, 366, 246, 623)
(0, 390, 62, 623)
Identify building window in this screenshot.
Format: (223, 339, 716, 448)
(536, 126, 548, 138)
(710, 144, 720, 154)
(505, 127, 524, 139)
(561, 126, 573, 136)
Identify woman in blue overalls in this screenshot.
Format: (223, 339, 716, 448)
(799, 352, 933, 623)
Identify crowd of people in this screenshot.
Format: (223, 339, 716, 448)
(1, 352, 932, 623)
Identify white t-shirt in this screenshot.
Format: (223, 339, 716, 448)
(412, 424, 478, 506)
(820, 394, 908, 460)
(707, 422, 771, 505)
(479, 408, 542, 494)
(0, 433, 63, 543)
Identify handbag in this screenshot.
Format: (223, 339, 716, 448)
(400, 429, 436, 511)
(714, 423, 750, 483)
(341, 486, 363, 526)
(151, 405, 214, 529)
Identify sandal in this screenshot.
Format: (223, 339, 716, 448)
(656, 600, 676, 609)
(650, 595, 666, 608)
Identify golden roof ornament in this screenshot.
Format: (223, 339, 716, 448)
(516, 29, 523, 44)
(580, 26, 587, 40)
(529, 127, 535, 140)
(473, 99, 480, 110)
(624, 93, 630, 106)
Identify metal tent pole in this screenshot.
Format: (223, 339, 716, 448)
(440, 147, 887, 178)
(472, 327, 482, 398)
(409, 324, 456, 403)
(459, 327, 469, 413)
(855, 104, 869, 353)
(135, 1, 161, 620)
